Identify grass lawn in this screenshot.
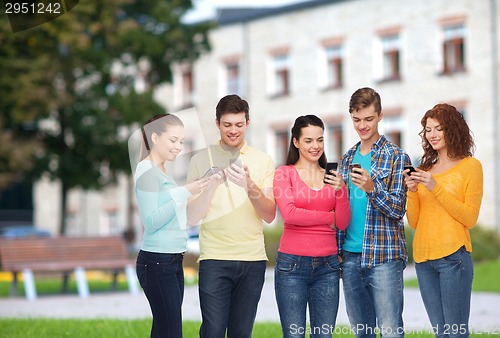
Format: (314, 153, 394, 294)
(405, 260, 500, 292)
(0, 319, 499, 337)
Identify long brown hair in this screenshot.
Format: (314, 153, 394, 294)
(286, 115, 327, 168)
(419, 103, 475, 170)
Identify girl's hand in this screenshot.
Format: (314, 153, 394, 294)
(184, 178, 210, 195)
(329, 211, 336, 230)
(407, 168, 436, 192)
(403, 169, 418, 192)
(324, 170, 345, 191)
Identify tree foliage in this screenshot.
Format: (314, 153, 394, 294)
(0, 0, 212, 233)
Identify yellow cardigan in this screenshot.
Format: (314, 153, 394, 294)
(406, 157, 483, 263)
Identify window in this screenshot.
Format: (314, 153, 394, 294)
(272, 54, 290, 97)
(274, 130, 289, 166)
(181, 67, 194, 107)
(448, 100, 468, 120)
(173, 64, 195, 109)
(325, 45, 343, 88)
(380, 109, 403, 147)
(442, 24, 465, 74)
(325, 124, 343, 161)
(381, 34, 401, 81)
(226, 62, 240, 95)
(104, 209, 120, 236)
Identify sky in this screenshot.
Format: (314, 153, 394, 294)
(184, 0, 309, 22)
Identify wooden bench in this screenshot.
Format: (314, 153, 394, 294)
(0, 236, 139, 300)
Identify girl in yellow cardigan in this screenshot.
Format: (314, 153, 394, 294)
(404, 103, 483, 338)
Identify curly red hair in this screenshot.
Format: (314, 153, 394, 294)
(418, 103, 475, 170)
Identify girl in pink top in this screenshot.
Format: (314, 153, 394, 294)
(273, 115, 351, 338)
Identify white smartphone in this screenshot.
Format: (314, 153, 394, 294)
(229, 158, 242, 168)
(200, 166, 218, 179)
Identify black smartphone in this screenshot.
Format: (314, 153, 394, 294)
(349, 163, 361, 173)
(323, 162, 338, 183)
(404, 165, 416, 176)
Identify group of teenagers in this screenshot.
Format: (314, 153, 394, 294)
(132, 87, 484, 338)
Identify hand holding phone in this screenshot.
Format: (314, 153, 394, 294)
(349, 163, 361, 173)
(404, 165, 416, 176)
(229, 158, 242, 168)
(323, 162, 338, 183)
(200, 166, 218, 179)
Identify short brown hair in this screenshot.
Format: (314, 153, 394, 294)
(215, 94, 249, 122)
(349, 87, 382, 115)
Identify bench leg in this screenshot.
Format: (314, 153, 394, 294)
(111, 270, 119, 291)
(10, 272, 19, 297)
(125, 264, 139, 295)
(61, 272, 70, 294)
(74, 267, 90, 298)
(22, 269, 37, 301)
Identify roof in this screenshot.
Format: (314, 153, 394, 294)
(216, 0, 348, 25)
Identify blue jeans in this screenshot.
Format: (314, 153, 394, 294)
(198, 259, 266, 338)
(341, 251, 405, 338)
(274, 252, 341, 338)
(136, 250, 184, 338)
(415, 246, 473, 338)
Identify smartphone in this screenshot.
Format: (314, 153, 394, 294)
(200, 166, 218, 179)
(323, 162, 338, 183)
(349, 163, 361, 173)
(404, 165, 416, 176)
(229, 158, 242, 168)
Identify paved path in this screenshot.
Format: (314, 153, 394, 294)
(1, 266, 499, 334)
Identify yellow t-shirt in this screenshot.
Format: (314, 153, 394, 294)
(406, 157, 483, 263)
(187, 141, 275, 261)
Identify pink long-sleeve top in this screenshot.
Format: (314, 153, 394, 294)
(273, 165, 351, 257)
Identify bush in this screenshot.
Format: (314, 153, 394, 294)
(470, 225, 500, 262)
(405, 226, 415, 263)
(405, 224, 500, 263)
(264, 222, 283, 267)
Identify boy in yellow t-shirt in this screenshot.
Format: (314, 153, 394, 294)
(187, 94, 276, 338)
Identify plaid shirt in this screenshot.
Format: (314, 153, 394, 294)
(338, 135, 411, 268)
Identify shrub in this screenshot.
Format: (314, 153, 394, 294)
(405, 224, 500, 263)
(264, 222, 283, 267)
(405, 226, 415, 264)
(470, 225, 500, 262)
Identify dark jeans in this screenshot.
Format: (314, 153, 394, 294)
(136, 250, 184, 338)
(198, 259, 266, 338)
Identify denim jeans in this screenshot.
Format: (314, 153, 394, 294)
(136, 250, 184, 338)
(341, 251, 404, 338)
(415, 246, 473, 338)
(274, 252, 341, 338)
(198, 259, 266, 338)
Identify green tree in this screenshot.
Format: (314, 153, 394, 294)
(0, 0, 211, 234)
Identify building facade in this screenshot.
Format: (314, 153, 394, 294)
(35, 0, 499, 240)
(163, 0, 497, 229)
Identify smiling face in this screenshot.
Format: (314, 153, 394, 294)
(293, 125, 324, 163)
(424, 117, 446, 152)
(351, 104, 382, 145)
(216, 112, 248, 149)
(151, 124, 184, 162)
